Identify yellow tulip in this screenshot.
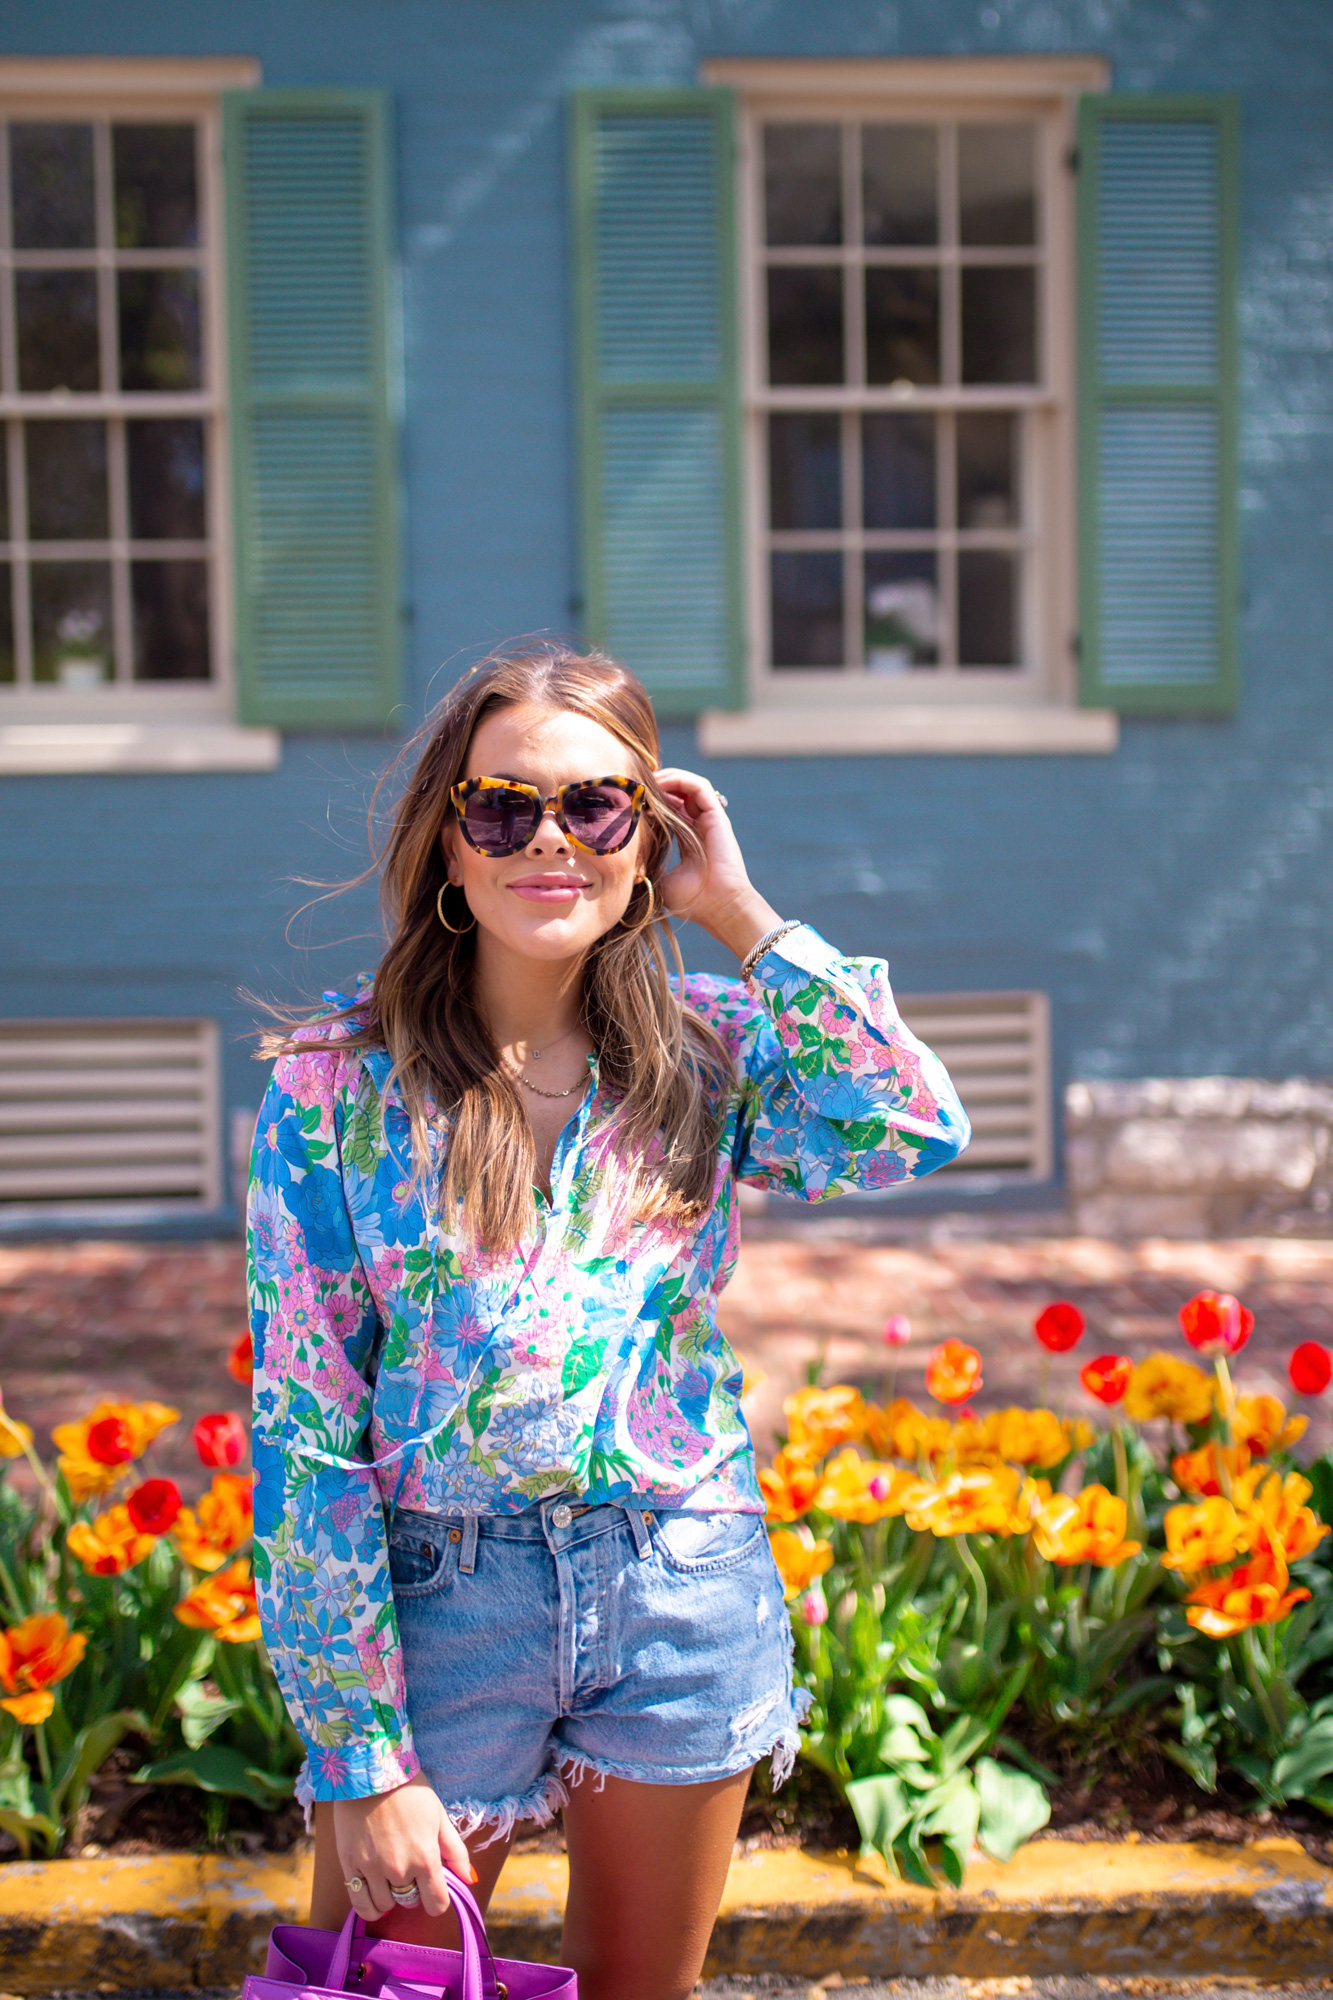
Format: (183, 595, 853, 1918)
(1123, 1354, 1216, 1426)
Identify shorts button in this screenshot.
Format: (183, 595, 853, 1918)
(448, 1529, 462, 1543)
(551, 1503, 573, 1529)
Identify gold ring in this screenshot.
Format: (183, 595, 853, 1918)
(390, 1882, 422, 1906)
(717, 792, 729, 808)
(344, 1875, 366, 1894)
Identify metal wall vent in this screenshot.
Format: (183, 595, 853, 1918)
(0, 1019, 222, 1211)
(897, 991, 1052, 1183)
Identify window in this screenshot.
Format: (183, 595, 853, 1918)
(0, 81, 233, 717)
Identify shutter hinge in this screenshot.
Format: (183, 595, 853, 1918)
(1064, 145, 1080, 174)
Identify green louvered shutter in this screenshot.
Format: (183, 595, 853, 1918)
(570, 90, 743, 718)
(1077, 96, 1239, 716)
(223, 90, 401, 730)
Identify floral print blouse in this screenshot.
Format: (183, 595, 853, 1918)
(248, 923, 969, 1801)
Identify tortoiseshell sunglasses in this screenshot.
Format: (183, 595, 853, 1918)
(449, 774, 648, 857)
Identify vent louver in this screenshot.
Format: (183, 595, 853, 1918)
(898, 990, 1052, 1182)
(0, 1020, 222, 1210)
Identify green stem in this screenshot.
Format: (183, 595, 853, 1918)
(32, 1721, 51, 1788)
(0, 1550, 26, 1622)
(953, 1533, 988, 1651)
(1240, 1626, 1284, 1757)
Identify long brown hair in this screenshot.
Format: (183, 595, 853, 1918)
(268, 642, 733, 1250)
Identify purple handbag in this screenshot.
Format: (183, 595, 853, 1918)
(245, 1870, 577, 2000)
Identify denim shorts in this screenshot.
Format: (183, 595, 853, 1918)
(384, 1495, 807, 1844)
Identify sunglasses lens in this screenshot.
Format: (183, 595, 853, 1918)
(562, 784, 638, 851)
(461, 787, 538, 852)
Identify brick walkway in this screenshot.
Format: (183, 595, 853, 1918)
(1, 1226, 1331, 1483)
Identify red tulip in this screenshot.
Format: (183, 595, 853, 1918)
(1081, 1354, 1133, 1406)
(883, 1315, 912, 1347)
(193, 1412, 247, 1469)
(126, 1478, 182, 1536)
(85, 1415, 135, 1466)
(1179, 1290, 1253, 1358)
(1034, 1302, 1085, 1353)
(227, 1332, 254, 1386)
(1289, 1342, 1333, 1398)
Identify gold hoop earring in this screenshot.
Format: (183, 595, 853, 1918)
(436, 881, 476, 934)
(626, 878, 656, 934)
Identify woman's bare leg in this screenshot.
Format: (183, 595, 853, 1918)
(311, 1801, 513, 1944)
(560, 1766, 752, 2000)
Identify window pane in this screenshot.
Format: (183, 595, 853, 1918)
(127, 419, 206, 539)
(865, 552, 939, 671)
(958, 549, 1019, 666)
(16, 272, 100, 393)
(131, 560, 210, 680)
(10, 123, 95, 249)
(31, 561, 113, 685)
(957, 412, 1018, 528)
(113, 124, 198, 248)
(764, 124, 841, 246)
(0, 569, 13, 684)
(771, 551, 843, 667)
(865, 268, 940, 385)
(862, 125, 937, 246)
(25, 421, 109, 541)
(767, 268, 843, 386)
(863, 412, 935, 529)
(769, 414, 840, 531)
(959, 125, 1036, 247)
(118, 270, 202, 391)
(961, 268, 1036, 384)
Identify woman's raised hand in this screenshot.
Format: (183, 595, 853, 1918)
(652, 769, 781, 962)
(333, 1772, 475, 1922)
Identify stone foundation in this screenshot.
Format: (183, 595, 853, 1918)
(1065, 1078, 1333, 1237)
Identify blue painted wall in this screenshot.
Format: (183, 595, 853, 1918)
(3, 0, 1331, 1223)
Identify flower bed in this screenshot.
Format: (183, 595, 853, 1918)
(755, 1291, 1333, 1885)
(1, 1290, 1331, 1872)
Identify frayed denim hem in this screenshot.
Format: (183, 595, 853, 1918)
(442, 1766, 569, 1850)
(558, 1686, 810, 1796)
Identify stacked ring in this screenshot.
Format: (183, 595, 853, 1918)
(390, 1881, 422, 1907)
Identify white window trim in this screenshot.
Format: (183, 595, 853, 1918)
(699, 54, 1115, 757)
(0, 57, 278, 773)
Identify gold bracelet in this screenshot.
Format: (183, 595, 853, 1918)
(740, 921, 802, 980)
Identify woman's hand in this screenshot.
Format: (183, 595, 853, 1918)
(333, 1772, 475, 1921)
(653, 768, 782, 962)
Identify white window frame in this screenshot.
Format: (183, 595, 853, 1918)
(700, 55, 1116, 757)
(0, 58, 276, 773)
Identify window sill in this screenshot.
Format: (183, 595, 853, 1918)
(0, 723, 282, 774)
(697, 704, 1119, 758)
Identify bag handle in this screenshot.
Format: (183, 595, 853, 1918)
(359, 1868, 494, 2000)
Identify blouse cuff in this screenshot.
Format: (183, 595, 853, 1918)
(299, 1733, 420, 1804)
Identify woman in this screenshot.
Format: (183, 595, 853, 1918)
(248, 644, 968, 2000)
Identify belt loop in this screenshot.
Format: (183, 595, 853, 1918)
(459, 1514, 479, 1575)
(624, 1506, 652, 1561)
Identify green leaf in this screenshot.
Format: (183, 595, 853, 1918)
(992, 1734, 1059, 1789)
(938, 1712, 991, 1778)
(919, 1771, 981, 1887)
(50, 1711, 146, 1822)
(846, 1772, 913, 1861)
(1272, 1718, 1333, 1800)
(561, 1336, 608, 1400)
(176, 1679, 242, 1750)
(0, 1805, 60, 1859)
(976, 1758, 1051, 1863)
(1164, 1739, 1218, 1794)
(881, 1694, 932, 1730)
(133, 1744, 294, 1809)
(878, 1725, 931, 1766)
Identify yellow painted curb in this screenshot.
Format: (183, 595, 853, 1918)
(0, 1840, 1329, 1990)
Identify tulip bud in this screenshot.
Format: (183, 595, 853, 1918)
(1179, 1291, 1253, 1358)
(1034, 1302, 1085, 1353)
(227, 1333, 254, 1386)
(85, 1415, 135, 1466)
(883, 1314, 911, 1347)
(800, 1588, 829, 1627)
(924, 1339, 982, 1406)
(1290, 1342, 1333, 1398)
(126, 1477, 183, 1536)
(1080, 1354, 1134, 1406)
(193, 1411, 247, 1469)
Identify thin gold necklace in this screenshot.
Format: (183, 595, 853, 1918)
(505, 1060, 590, 1102)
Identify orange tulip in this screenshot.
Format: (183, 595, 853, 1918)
(1232, 1394, 1306, 1457)
(1161, 1496, 1251, 1575)
(67, 1503, 158, 1576)
(813, 1447, 916, 1523)
(863, 1398, 954, 1464)
(1172, 1440, 1252, 1497)
(0, 1396, 33, 1460)
(171, 1472, 254, 1571)
(52, 1400, 179, 1500)
(1184, 1542, 1309, 1638)
(783, 1385, 867, 1458)
(768, 1528, 834, 1600)
(902, 1465, 1023, 1538)
(227, 1332, 255, 1386)
(964, 1407, 1088, 1469)
(0, 1612, 87, 1723)
(758, 1447, 823, 1524)
(1122, 1354, 1216, 1426)
(174, 1558, 261, 1643)
(1032, 1485, 1141, 1567)
(1235, 1467, 1331, 1565)
(924, 1340, 983, 1406)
